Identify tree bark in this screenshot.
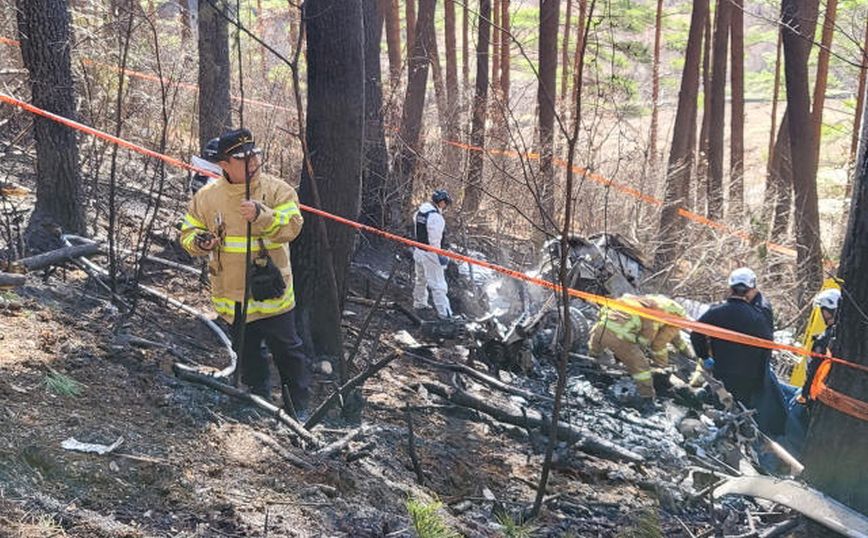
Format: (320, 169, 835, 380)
(695, 8, 712, 209)
(500, 0, 510, 99)
(461, 0, 490, 214)
(293, 0, 365, 358)
(361, 0, 391, 229)
(728, 0, 744, 219)
(16, 0, 86, 246)
(569, 0, 587, 125)
(197, 0, 232, 152)
(537, 0, 560, 236)
(492, 0, 500, 96)
(769, 111, 793, 242)
(764, 31, 783, 217)
(382, 0, 403, 87)
(655, 0, 708, 268)
(405, 0, 416, 54)
(802, 81, 868, 514)
(444, 0, 461, 175)
(848, 18, 868, 179)
(428, 32, 449, 136)
(809, 0, 837, 186)
(462, 0, 469, 97)
(649, 0, 664, 167)
(395, 0, 436, 218)
(560, 0, 573, 101)
(781, 0, 822, 296)
(706, 0, 730, 220)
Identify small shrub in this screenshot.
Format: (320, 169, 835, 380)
(406, 497, 461, 538)
(43, 371, 84, 397)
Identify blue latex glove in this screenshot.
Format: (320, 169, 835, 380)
(703, 357, 715, 371)
(438, 254, 449, 267)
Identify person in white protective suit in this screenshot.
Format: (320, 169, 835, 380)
(412, 190, 453, 318)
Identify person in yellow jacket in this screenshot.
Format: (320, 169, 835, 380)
(180, 128, 310, 415)
(588, 294, 696, 401)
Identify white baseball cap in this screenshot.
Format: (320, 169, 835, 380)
(728, 267, 757, 289)
(814, 288, 841, 310)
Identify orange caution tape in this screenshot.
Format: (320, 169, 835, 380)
(2, 90, 866, 419)
(810, 359, 868, 421)
(0, 37, 19, 46)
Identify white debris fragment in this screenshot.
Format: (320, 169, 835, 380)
(61, 436, 124, 455)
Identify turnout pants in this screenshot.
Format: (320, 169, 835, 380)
(413, 248, 452, 318)
(588, 322, 655, 398)
(233, 306, 311, 410)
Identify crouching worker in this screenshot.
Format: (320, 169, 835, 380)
(180, 128, 311, 417)
(589, 294, 695, 402)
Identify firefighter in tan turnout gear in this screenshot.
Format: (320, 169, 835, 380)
(180, 128, 311, 416)
(589, 294, 696, 402)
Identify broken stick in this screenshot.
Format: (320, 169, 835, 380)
(173, 364, 322, 449)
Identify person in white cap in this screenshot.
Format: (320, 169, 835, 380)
(690, 267, 774, 405)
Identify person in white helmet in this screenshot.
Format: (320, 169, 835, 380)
(412, 190, 453, 319)
(801, 288, 841, 402)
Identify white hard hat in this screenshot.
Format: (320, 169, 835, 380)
(728, 267, 757, 289)
(814, 288, 841, 310)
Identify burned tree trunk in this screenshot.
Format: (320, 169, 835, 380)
(537, 0, 560, 235)
(395, 0, 436, 218)
(197, 0, 231, 151)
(292, 0, 365, 358)
(706, 0, 730, 220)
(695, 9, 712, 209)
(802, 83, 868, 514)
(500, 0, 510, 100)
(16, 0, 86, 246)
(781, 0, 822, 295)
(768, 111, 793, 243)
(729, 0, 744, 219)
(461, 0, 491, 214)
(405, 0, 416, 53)
(443, 0, 461, 175)
(655, 0, 707, 268)
(361, 0, 391, 229)
(492, 0, 500, 93)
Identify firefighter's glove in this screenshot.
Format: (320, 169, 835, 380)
(703, 357, 715, 371)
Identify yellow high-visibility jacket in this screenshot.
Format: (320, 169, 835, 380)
(596, 294, 693, 366)
(180, 173, 303, 324)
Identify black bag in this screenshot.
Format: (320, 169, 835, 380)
(250, 239, 286, 301)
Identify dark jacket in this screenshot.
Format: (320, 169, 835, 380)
(691, 297, 774, 402)
(751, 291, 775, 330)
(802, 324, 836, 399)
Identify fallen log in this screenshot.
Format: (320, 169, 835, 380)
(18, 243, 101, 271)
(27, 489, 153, 537)
(304, 350, 403, 429)
(0, 272, 26, 287)
(313, 426, 375, 459)
(173, 364, 322, 449)
(422, 381, 644, 463)
(406, 351, 554, 402)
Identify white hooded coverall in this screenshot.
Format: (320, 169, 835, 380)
(413, 202, 452, 317)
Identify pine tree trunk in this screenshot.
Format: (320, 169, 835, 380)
(396, 0, 436, 216)
(197, 0, 231, 152)
(428, 33, 449, 136)
(845, 18, 868, 201)
(728, 0, 744, 219)
(764, 31, 783, 217)
(492, 0, 501, 97)
(382, 0, 403, 87)
(569, 0, 587, 124)
(500, 0, 510, 99)
(16, 0, 86, 246)
(801, 82, 868, 514)
(781, 0, 822, 295)
(462, 0, 469, 96)
(649, 0, 664, 168)
(560, 0, 573, 101)
(655, 0, 707, 268)
(538, 0, 560, 235)
(769, 111, 793, 242)
(695, 9, 712, 209)
(361, 0, 391, 229)
(706, 0, 730, 220)
(810, 0, 837, 174)
(293, 0, 365, 358)
(405, 0, 416, 54)
(461, 0, 490, 214)
(444, 0, 461, 175)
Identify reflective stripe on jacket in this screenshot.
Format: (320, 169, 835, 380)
(179, 173, 303, 324)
